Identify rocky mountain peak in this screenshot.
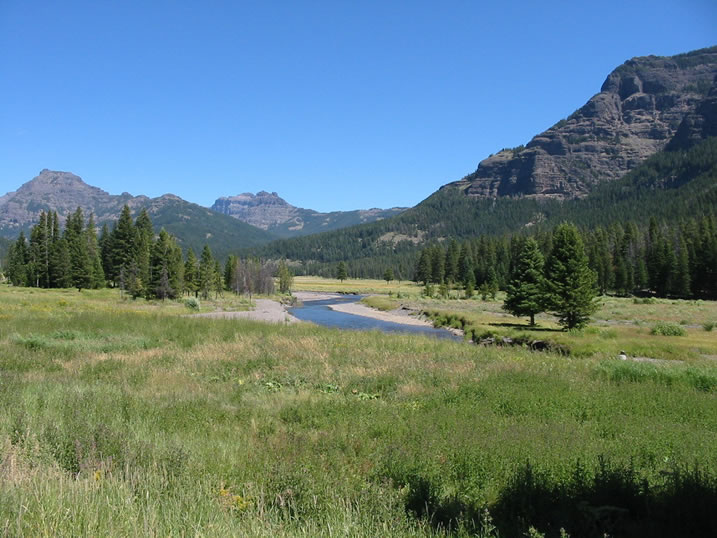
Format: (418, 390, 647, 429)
(448, 46, 717, 199)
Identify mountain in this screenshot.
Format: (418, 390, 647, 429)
(253, 47, 717, 277)
(211, 191, 406, 238)
(448, 46, 717, 199)
(0, 170, 276, 259)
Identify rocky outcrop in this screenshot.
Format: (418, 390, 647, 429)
(212, 192, 406, 238)
(448, 46, 717, 199)
(212, 191, 301, 230)
(0, 169, 134, 234)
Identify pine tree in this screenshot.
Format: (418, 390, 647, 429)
(28, 211, 51, 288)
(336, 261, 347, 282)
(184, 249, 199, 297)
(278, 260, 293, 293)
(543, 223, 599, 330)
(99, 223, 112, 283)
(150, 229, 174, 298)
(415, 249, 431, 285)
(86, 214, 105, 288)
(52, 238, 72, 288)
(503, 238, 545, 326)
(224, 255, 238, 291)
(430, 246, 445, 284)
(7, 232, 29, 286)
(383, 268, 394, 284)
(671, 236, 691, 298)
(198, 245, 215, 299)
(65, 207, 91, 291)
(458, 243, 473, 286)
(110, 205, 136, 285)
(134, 209, 154, 297)
(213, 260, 223, 298)
(444, 239, 460, 284)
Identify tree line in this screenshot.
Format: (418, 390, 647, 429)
(4, 206, 291, 300)
(249, 137, 717, 280)
(413, 215, 717, 301)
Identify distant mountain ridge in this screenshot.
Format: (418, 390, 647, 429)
(448, 46, 717, 199)
(211, 191, 406, 238)
(0, 169, 276, 259)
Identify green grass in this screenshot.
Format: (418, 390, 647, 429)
(1, 285, 716, 536)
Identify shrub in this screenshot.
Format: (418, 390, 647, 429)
(184, 297, 200, 311)
(703, 321, 715, 332)
(650, 322, 686, 336)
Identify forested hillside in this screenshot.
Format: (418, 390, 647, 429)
(251, 137, 717, 278)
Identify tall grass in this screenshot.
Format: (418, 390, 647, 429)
(1, 286, 716, 536)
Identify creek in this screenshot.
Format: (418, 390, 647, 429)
(288, 294, 461, 341)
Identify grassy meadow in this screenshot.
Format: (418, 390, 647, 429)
(1, 284, 716, 536)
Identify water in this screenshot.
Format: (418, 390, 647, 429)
(289, 295, 461, 341)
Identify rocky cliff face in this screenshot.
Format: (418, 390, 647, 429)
(212, 192, 406, 238)
(212, 191, 302, 230)
(448, 46, 717, 199)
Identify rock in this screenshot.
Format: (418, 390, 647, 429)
(211, 191, 406, 238)
(447, 46, 717, 200)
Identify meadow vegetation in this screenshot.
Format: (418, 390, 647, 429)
(1, 285, 716, 536)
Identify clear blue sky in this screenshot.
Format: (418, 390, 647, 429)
(1, 1, 715, 212)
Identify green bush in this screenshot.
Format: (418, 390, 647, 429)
(703, 321, 715, 332)
(184, 297, 200, 311)
(650, 322, 686, 336)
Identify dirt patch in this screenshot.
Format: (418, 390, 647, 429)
(191, 299, 299, 324)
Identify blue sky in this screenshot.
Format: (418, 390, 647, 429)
(1, 1, 715, 212)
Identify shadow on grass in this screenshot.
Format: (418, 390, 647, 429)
(389, 458, 717, 537)
(487, 322, 562, 332)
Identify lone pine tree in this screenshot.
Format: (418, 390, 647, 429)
(503, 237, 545, 326)
(543, 223, 599, 330)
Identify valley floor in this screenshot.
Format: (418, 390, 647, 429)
(1, 284, 715, 537)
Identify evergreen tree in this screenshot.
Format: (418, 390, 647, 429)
(444, 239, 460, 284)
(65, 207, 92, 291)
(51, 237, 72, 288)
(110, 205, 136, 285)
(672, 236, 691, 298)
(7, 232, 29, 286)
(543, 223, 599, 330)
(86, 214, 105, 288)
(150, 229, 177, 299)
(224, 255, 238, 291)
(430, 246, 445, 284)
(503, 238, 545, 326)
(134, 208, 154, 297)
(155, 264, 172, 301)
(198, 245, 215, 299)
(125, 260, 143, 299)
(278, 260, 293, 293)
(458, 243, 473, 286)
(415, 249, 431, 285)
(184, 248, 199, 297)
(383, 268, 394, 284)
(28, 211, 51, 288)
(336, 261, 348, 282)
(99, 222, 112, 283)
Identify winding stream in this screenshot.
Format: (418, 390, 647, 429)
(289, 295, 461, 341)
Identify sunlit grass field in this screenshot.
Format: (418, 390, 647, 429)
(1, 285, 716, 536)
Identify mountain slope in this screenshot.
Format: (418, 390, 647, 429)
(253, 48, 717, 276)
(0, 170, 276, 259)
(448, 46, 717, 199)
(255, 135, 717, 278)
(211, 191, 405, 238)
